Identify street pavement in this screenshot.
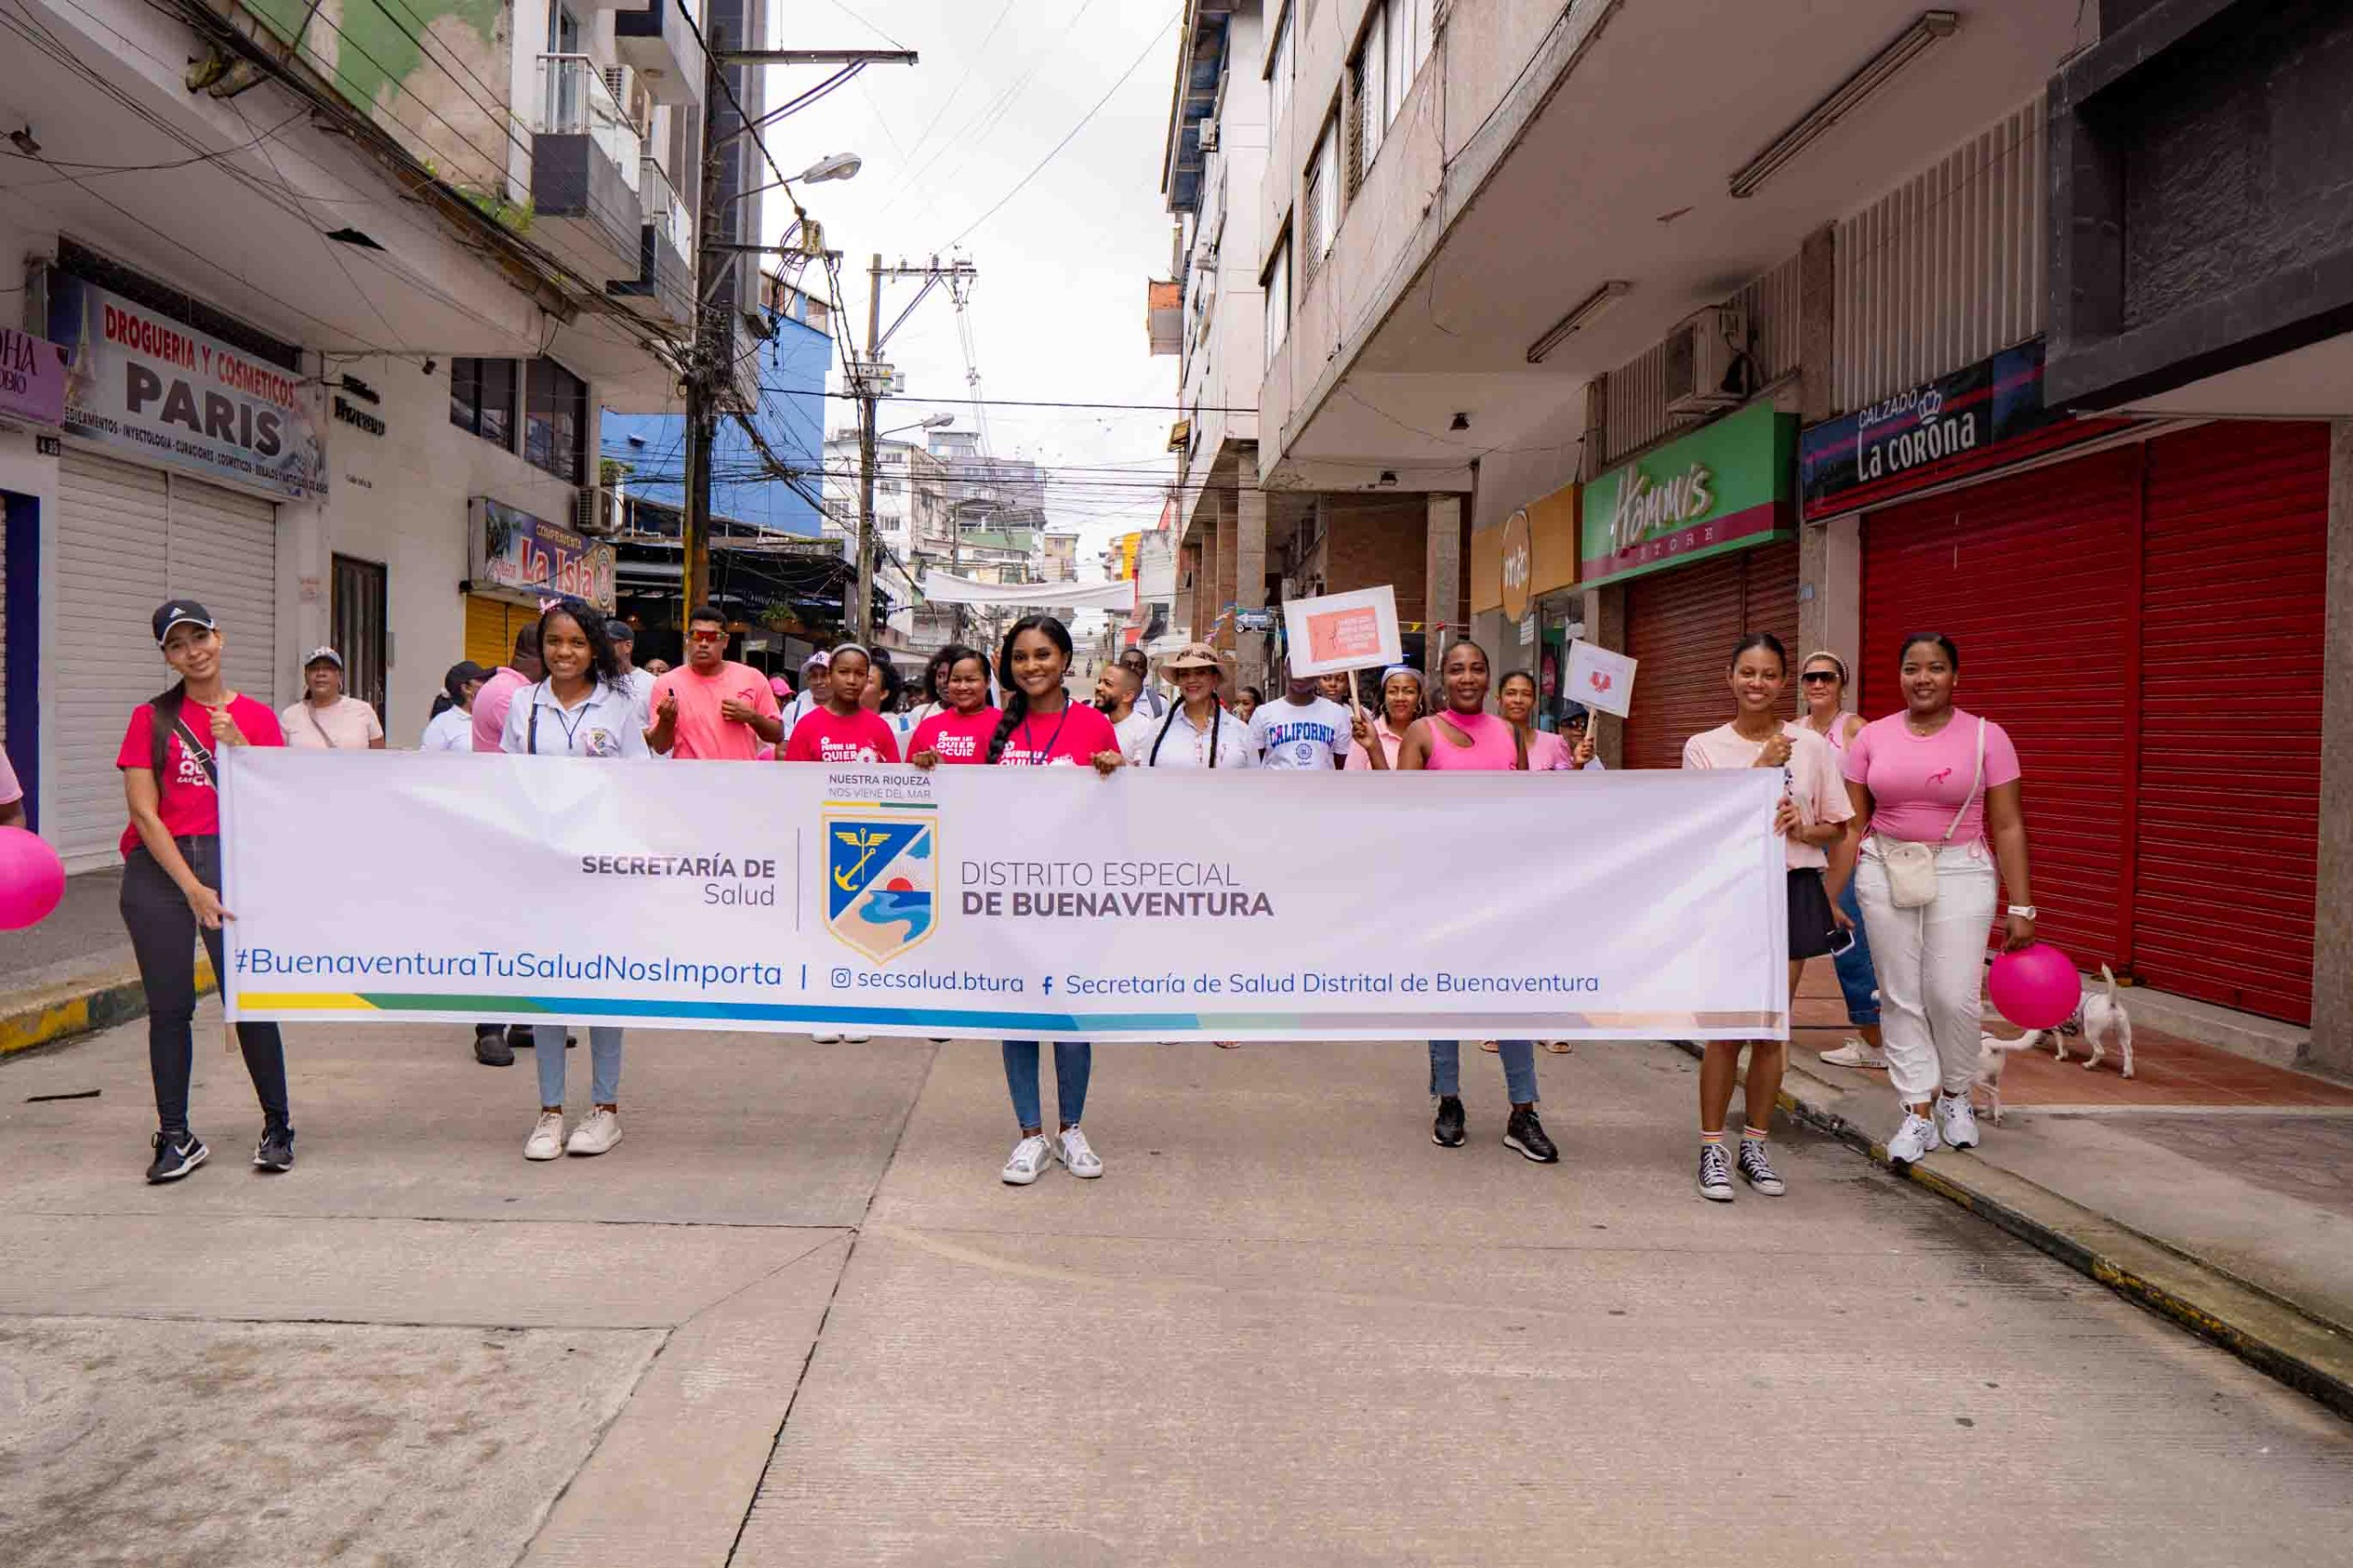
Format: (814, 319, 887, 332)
(3, 1008, 2351, 1566)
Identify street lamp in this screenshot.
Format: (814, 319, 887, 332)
(881, 412, 955, 438)
(794, 153, 863, 184)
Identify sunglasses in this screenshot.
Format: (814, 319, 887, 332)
(1800, 671, 1842, 684)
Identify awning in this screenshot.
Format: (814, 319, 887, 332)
(919, 573, 1136, 609)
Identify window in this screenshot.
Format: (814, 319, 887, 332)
(524, 358, 588, 483)
(1302, 113, 1340, 285)
(449, 358, 517, 449)
(1267, 3, 1293, 131)
(1349, 0, 1431, 191)
(1263, 229, 1291, 369)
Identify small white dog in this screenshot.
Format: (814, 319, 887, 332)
(1971, 1032, 2044, 1125)
(2019, 965, 2135, 1079)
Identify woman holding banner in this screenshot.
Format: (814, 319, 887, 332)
(1680, 633, 1852, 1202)
(500, 600, 649, 1162)
(1345, 666, 1423, 771)
(913, 617, 1123, 1186)
(1393, 641, 1561, 1165)
(906, 645, 998, 767)
(1131, 643, 1256, 769)
(119, 599, 295, 1184)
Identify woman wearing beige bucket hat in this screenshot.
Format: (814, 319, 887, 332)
(1129, 642, 1259, 770)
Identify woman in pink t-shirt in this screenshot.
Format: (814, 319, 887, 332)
(1344, 665, 1423, 771)
(1499, 670, 1597, 773)
(906, 645, 999, 767)
(1840, 632, 2037, 1170)
(1392, 641, 1559, 1166)
(1679, 633, 1854, 1202)
(914, 617, 1120, 1187)
(781, 645, 902, 767)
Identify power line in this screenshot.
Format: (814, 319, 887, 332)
(763, 387, 1256, 414)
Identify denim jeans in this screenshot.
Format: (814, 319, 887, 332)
(1004, 1040, 1090, 1131)
(535, 1024, 622, 1108)
(1429, 1040, 1539, 1105)
(1831, 876, 1881, 1027)
(121, 842, 290, 1136)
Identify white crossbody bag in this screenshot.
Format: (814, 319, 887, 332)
(1874, 717, 1984, 909)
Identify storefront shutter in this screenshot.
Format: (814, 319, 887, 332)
(466, 594, 535, 672)
(165, 475, 279, 713)
(1621, 538, 1801, 769)
(2132, 422, 2326, 1023)
(54, 452, 172, 868)
(1860, 449, 2141, 970)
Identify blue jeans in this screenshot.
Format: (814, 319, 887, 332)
(536, 1024, 622, 1108)
(1429, 1040, 1539, 1105)
(1005, 1040, 1091, 1131)
(1831, 878, 1881, 1027)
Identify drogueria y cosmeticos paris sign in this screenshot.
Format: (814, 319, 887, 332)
(1580, 401, 1794, 588)
(219, 752, 1790, 1041)
(48, 274, 327, 499)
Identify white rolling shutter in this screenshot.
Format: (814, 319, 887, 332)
(52, 450, 277, 869)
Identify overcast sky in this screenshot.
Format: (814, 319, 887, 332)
(757, 1, 1185, 577)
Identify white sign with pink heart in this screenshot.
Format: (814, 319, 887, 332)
(1565, 640, 1636, 718)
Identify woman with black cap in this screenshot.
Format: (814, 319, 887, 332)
(117, 599, 294, 1183)
(421, 662, 490, 752)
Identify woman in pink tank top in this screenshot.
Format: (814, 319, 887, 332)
(1392, 641, 1557, 1165)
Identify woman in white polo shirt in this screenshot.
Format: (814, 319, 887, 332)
(1130, 642, 1258, 770)
(499, 599, 649, 1164)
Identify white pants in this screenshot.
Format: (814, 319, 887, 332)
(1854, 845, 1996, 1102)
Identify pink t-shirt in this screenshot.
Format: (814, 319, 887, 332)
(1344, 717, 1407, 771)
(114, 695, 284, 855)
(1421, 710, 1521, 771)
(784, 707, 902, 764)
(1683, 720, 1855, 871)
(993, 701, 1120, 767)
(910, 707, 1001, 765)
(1525, 731, 1574, 772)
(1843, 709, 2019, 846)
(654, 661, 782, 761)
(472, 666, 528, 753)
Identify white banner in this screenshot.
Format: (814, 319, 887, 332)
(919, 572, 1136, 609)
(220, 752, 1788, 1041)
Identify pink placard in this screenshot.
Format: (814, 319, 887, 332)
(0, 328, 68, 428)
(1305, 606, 1382, 665)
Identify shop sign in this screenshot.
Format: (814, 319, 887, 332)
(1580, 402, 1793, 588)
(0, 326, 69, 428)
(1799, 339, 2057, 512)
(48, 274, 328, 498)
(1499, 507, 1533, 622)
(469, 497, 616, 614)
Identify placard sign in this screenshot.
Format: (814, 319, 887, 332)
(1564, 640, 1636, 718)
(1281, 585, 1402, 676)
(0, 326, 69, 428)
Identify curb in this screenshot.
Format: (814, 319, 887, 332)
(1677, 1040, 2353, 1423)
(0, 957, 213, 1059)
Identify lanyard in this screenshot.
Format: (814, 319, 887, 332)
(526, 684, 597, 755)
(1016, 703, 1072, 765)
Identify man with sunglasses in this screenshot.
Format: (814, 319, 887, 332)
(644, 604, 784, 760)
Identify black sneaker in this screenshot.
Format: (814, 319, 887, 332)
(507, 1026, 576, 1050)
(146, 1130, 209, 1184)
(1504, 1106, 1559, 1164)
(475, 1026, 515, 1066)
(1736, 1139, 1786, 1196)
(253, 1123, 296, 1173)
(1432, 1095, 1467, 1148)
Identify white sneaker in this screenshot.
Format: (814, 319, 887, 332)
(1936, 1092, 1981, 1151)
(1886, 1109, 1941, 1168)
(524, 1110, 565, 1162)
(1001, 1133, 1052, 1186)
(841, 1033, 870, 1044)
(810, 1030, 843, 1043)
(566, 1107, 622, 1156)
(1819, 1039, 1890, 1070)
(1054, 1125, 1103, 1179)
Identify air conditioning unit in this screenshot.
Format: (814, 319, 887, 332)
(1663, 306, 1749, 419)
(603, 65, 649, 131)
(575, 486, 620, 537)
(1196, 121, 1220, 153)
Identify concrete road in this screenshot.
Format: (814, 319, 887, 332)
(2, 1010, 2348, 1566)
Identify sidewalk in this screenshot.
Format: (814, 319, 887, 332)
(1786, 960, 2353, 1415)
(0, 868, 213, 1057)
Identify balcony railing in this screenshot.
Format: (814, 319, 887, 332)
(640, 154, 690, 256)
(537, 55, 642, 195)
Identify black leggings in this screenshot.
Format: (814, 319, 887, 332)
(121, 840, 290, 1135)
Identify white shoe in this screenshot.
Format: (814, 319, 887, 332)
(1936, 1092, 1981, 1151)
(1886, 1109, 1941, 1168)
(1054, 1125, 1103, 1179)
(1001, 1133, 1052, 1186)
(566, 1107, 622, 1156)
(524, 1110, 564, 1162)
(1819, 1039, 1890, 1070)
(841, 1033, 870, 1043)
(810, 1030, 843, 1043)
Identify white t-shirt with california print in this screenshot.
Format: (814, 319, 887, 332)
(1251, 696, 1353, 769)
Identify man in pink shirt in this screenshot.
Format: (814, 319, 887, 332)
(471, 623, 543, 754)
(645, 605, 783, 760)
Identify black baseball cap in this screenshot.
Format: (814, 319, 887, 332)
(606, 619, 635, 643)
(152, 599, 216, 645)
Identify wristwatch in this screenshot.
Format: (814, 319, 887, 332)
(2006, 904, 2038, 919)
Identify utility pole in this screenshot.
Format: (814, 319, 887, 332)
(680, 34, 915, 613)
(847, 255, 977, 643)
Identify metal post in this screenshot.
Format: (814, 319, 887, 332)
(682, 29, 728, 614)
(854, 251, 883, 642)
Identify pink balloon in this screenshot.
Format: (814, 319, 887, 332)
(1987, 942, 2082, 1030)
(0, 825, 65, 931)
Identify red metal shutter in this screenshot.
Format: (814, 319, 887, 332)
(1621, 539, 1800, 768)
(2131, 422, 2326, 1023)
(1860, 449, 2141, 970)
